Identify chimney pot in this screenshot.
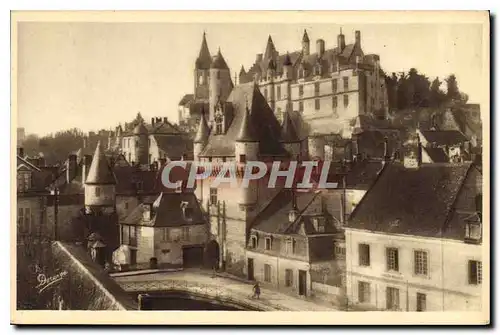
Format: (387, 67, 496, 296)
(163, 117, 168, 123)
(151, 118, 155, 126)
(17, 147, 24, 157)
(355, 30, 361, 46)
(316, 39, 325, 58)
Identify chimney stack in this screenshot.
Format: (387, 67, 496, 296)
(337, 28, 346, 51)
(256, 53, 263, 63)
(66, 154, 78, 183)
(355, 30, 361, 46)
(151, 118, 155, 126)
(17, 147, 24, 157)
(163, 117, 168, 123)
(316, 39, 325, 58)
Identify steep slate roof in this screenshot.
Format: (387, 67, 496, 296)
(423, 147, 449, 163)
(195, 32, 212, 70)
(113, 167, 162, 195)
(85, 142, 116, 185)
(211, 49, 230, 69)
(199, 82, 286, 157)
(236, 103, 258, 142)
(121, 193, 205, 227)
(345, 160, 385, 190)
(152, 134, 193, 160)
(179, 94, 195, 106)
(133, 122, 148, 135)
(280, 111, 301, 143)
(252, 189, 343, 235)
(347, 162, 473, 239)
(194, 113, 211, 143)
(420, 130, 468, 146)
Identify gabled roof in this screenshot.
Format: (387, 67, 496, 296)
(420, 130, 468, 146)
(423, 147, 449, 163)
(347, 162, 473, 239)
(121, 193, 205, 227)
(85, 142, 116, 185)
(199, 82, 286, 157)
(152, 134, 193, 160)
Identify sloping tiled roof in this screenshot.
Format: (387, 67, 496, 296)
(194, 113, 211, 143)
(199, 82, 286, 157)
(179, 94, 195, 106)
(347, 162, 473, 239)
(345, 160, 385, 190)
(280, 111, 300, 143)
(152, 134, 193, 160)
(211, 49, 229, 69)
(423, 147, 449, 163)
(420, 130, 468, 146)
(113, 166, 162, 195)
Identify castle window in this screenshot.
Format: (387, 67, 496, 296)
(277, 86, 281, 100)
(95, 187, 100, 197)
(250, 235, 257, 248)
(199, 74, 204, 85)
(239, 154, 246, 163)
(285, 238, 296, 254)
(468, 260, 482, 285)
(315, 99, 320, 111)
(332, 96, 338, 108)
(285, 269, 293, 287)
(182, 227, 190, 241)
(215, 114, 223, 135)
(314, 82, 320, 96)
(299, 101, 304, 112)
(314, 64, 321, 76)
(343, 94, 349, 107)
(217, 71, 220, 80)
(264, 88, 268, 100)
(332, 79, 337, 93)
(298, 85, 304, 97)
(210, 188, 218, 205)
(343, 77, 349, 90)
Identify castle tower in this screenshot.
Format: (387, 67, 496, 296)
(281, 110, 301, 159)
(263, 35, 277, 61)
(282, 52, 293, 79)
(133, 122, 149, 166)
(337, 28, 346, 52)
(193, 109, 210, 160)
(194, 32, 212, 100)
(209, 48, 233, 124)
(302, 29, 310, 56)
(235, 100, 259, 210)
(84, 141, 117, 212)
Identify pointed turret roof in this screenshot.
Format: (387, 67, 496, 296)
(85, 141, 116, 185)
(302, 29, 310, 43)
(267, 58, 276, 71)
(194, 110, 210, 144)
(281, 111, 300, 143)
(211, 48, 229, 69)
(239, 65, 246, 75)
(195, 32, 212, 69)
(236, 99, 258, 142)
(264, 35, 276, 60)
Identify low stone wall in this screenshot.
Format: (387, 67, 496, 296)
(16, 241, 137, 310)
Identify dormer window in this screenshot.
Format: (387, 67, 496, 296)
(314, 64, 322, 77)
(250, 235, 258, 249)
(265, 236, 272, 250)
(313, 217, 325, 233)
(180, 201, 193, 222)
(143, 204, 153, 221)
(285, 238, 296, 254)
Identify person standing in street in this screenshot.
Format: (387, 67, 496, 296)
(252, 282, 261, 299)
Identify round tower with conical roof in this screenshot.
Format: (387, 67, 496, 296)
(133, 121, 149, 166)
(280, 109, 302, 159)
(194, 109, 211, 161)
(235, 98, 259, 210)
(209, 48, 233, 124)
(85, 141, 117, 211)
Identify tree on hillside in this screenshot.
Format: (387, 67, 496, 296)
(445, 74, 461, 102)
(429, 77, 446, 107)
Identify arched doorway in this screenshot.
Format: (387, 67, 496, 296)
(205, 240, 220, 270)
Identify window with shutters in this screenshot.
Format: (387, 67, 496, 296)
(386, 247, 399, 272)
(332, 79, 338, 93)
(332, 96, 338, 108)
(358, 281, 370, 303)
(468, 260, 482, 285)
(285, 238, 296, 254)
(285, 269, 293, 287)
(250, 235, 257, 249)
(299, 85, 304, 97)
(386, 287, 400, 310)
(359, 244, 370, 266)
(314, 82, 320, 96)
(182, 227, 190, 241)
(343, 76, 349, 90)
(414, 250, 428, 276)
(335, 245, 346, 260)
(299, 101, 304, 112)
(416, 293, 426, 311)
(265, 237, 272, 250)
(264, 264, 272, 282)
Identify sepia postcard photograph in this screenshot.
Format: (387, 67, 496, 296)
(10, 10, 490, 325)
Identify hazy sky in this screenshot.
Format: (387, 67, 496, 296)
(17, 22, 483, 136)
